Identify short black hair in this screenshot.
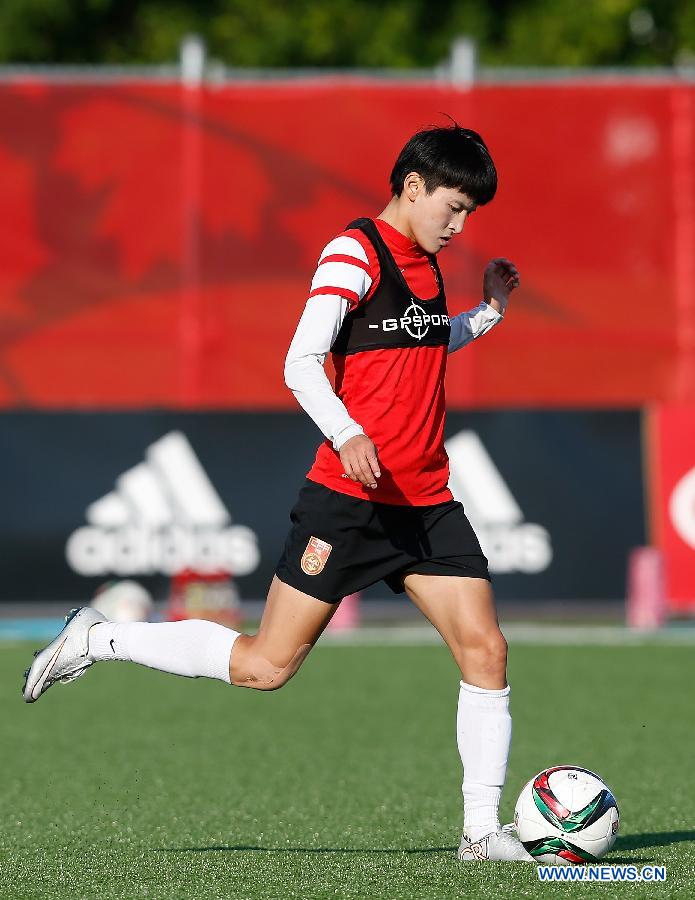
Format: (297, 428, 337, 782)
(389, 124, 497, 205)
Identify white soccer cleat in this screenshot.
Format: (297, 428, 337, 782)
(22, 607, 106, 703)
(458, 828, 536, 863)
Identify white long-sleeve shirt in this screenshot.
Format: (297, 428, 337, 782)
(284, 233, 502, 451)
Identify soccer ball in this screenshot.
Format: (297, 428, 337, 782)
(514, 766, 619, 864)
(91, 580, 153, 623)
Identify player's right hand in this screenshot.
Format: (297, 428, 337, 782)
(339, 434, 381, 489)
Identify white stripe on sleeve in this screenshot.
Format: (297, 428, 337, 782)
(310, 260, 372, 298)
(310, 235, 373, 305)
(318, 235, 369, 264)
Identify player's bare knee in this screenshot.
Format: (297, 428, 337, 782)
(230, 637, 311, 691)
(486, 630, 508, 674)
(473, 630, 507, 681)
(459, 627, 507, 679)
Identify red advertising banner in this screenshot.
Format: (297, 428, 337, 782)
(0, 80, 693, 409)
(648, 405, 695, 612)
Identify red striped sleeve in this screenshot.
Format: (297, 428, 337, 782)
(308, 285, 361, 306)
(341, 228, 380, 304)
(318, 253, 371, 274)
(310, 227, 381, 309)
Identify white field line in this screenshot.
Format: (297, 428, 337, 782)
(318, 623, 695, 647)
(2, 623, 695, 649)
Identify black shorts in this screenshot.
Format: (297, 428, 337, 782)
(275, 479, 490, 604)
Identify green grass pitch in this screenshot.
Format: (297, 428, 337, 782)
(1, 638, 694, 898)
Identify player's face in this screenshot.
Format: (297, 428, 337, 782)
(408, 181, 477, 254)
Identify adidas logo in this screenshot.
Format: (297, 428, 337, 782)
(446, 430, 552, 574)
(65, 431, 260, 578)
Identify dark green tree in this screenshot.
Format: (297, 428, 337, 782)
(0, 0, 693, 68)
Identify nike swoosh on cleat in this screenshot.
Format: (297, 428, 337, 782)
(31, 637, 68, 700)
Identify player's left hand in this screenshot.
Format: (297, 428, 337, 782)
(483, 258, 520, 315)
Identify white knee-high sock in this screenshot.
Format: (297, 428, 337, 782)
(87, 620, 240, 684)
(457, 680, 512, 841)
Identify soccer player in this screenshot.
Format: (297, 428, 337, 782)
(23, 124, 532, 863)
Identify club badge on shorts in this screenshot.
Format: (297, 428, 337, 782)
(301, 536, 333, 576)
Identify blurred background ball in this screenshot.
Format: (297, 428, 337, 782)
(91, 580, 154, 623)
(515, 765, 620, 864)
